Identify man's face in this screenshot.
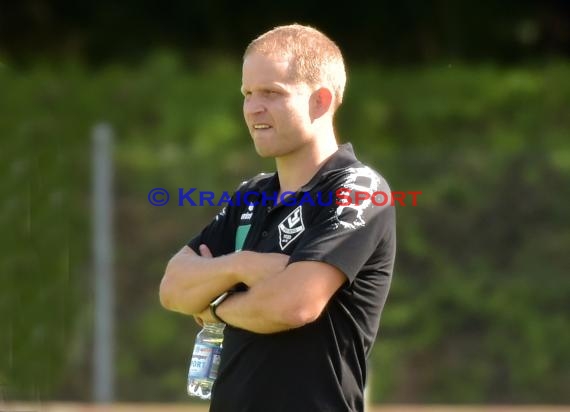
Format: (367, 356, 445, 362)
(241, 51, 314, 158)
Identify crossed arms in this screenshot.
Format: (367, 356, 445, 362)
(159, 244, 346, 334)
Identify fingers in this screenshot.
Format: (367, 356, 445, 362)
(199, 244, 213, 258)
(271, 253, 290, 270)
(242, 253, 289, 286)
(260, 253, 288, 272)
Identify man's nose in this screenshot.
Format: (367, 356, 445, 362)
(243, 96, 266, 116)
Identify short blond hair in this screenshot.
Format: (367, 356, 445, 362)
(244, 24, 347, 110)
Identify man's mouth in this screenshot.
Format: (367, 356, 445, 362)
(253, 124, 271, 130)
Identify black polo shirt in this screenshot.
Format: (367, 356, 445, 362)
(187, 143, 396, 412)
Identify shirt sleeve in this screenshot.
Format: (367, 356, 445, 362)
(187, 194, 240, 257)
(288, 168, 396, 282)
(186, 174, 273, 257)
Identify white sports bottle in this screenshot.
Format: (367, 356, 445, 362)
(187, 322, 225, 400)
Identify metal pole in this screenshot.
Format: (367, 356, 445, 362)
(92, 123, 115, 403)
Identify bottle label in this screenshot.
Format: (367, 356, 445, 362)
(189, 343, 215, 379)
(208, 346, 222, 380)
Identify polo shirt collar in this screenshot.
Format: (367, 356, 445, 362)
(300, 143, 358, 191)
(258, 143, 359, 194)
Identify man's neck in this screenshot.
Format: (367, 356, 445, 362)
(275, 133, 338, 195)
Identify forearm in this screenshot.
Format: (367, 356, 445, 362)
(215, 290, 295, 334)
(215, 270, 315, 334)
(160, 246, 290, 317)
(213, 261, 347, 334)
(159, 247, 240, 315)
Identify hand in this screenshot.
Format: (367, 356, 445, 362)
(199, 244, 289, 287)
(193, 245, 225, 325)
(194, 306, 216, 325)
(236, 250, 289, 287)
(199, 244, 214, 258)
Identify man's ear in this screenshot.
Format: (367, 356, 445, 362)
(310, 87, 333, 121)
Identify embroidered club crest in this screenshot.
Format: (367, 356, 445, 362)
(278, 206, 305, 250)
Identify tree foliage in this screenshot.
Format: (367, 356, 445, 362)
(1, 54, 569, 403)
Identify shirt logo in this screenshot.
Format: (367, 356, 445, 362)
(336, 167, 381, 229)
(240, 203, 255, 221)
(278, 206, 305, 250)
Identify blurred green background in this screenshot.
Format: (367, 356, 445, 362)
(1, 0, 569, 405)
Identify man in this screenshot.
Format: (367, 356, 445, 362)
(160, 24, 396, 412)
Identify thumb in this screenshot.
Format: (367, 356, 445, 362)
(199, 244, 213, 258)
